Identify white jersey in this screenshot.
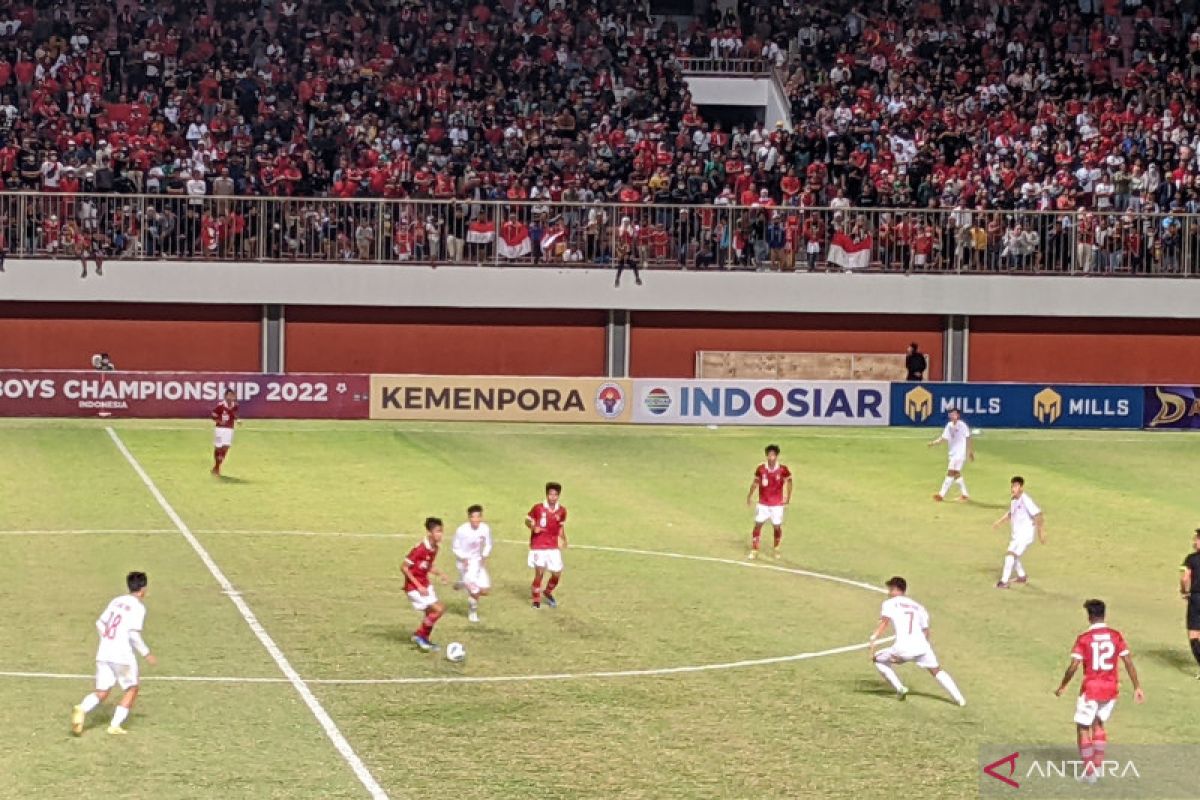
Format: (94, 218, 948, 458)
(94, 594, 149, 666)
(941, 420, 971, 459)
(880, 596, 931, 653)
(452, 522, 493, 561)
(1008, 493, 1042, 539)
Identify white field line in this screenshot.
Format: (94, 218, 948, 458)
(0, 636, 893, 687)
(104, 428, 389, 800)
(0, 529, 172, 536)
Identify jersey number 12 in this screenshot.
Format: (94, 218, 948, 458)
(1090, 640, 1115, 671)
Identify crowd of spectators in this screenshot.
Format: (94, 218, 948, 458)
(0, 0, 1198, 272)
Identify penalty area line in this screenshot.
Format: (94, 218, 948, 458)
(103, 427, 390, 800)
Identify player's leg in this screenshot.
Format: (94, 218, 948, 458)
(1189, 629, 1200, 676)
(530, 562, 546, 608)
(108, 684, 139, 734)
(936, 469, 957, 501)
(749, 505, 769, 558)
(1013, 556, 1028, 584)
(94, 247, 104, 276)
(543, 550, 563, 607)
(1187, 602, 1200, 676)
(1090, 718, 1108, 773)
(925, 666, 966, 707)
(872, 649, 908, 699)
(954, 472, 969, 501)
(1076, 723, 1096, 779)
(414, 599, 444, 650)
(73, 666, 114, 735)
(997, 548, 1020, 588)
(771, 507, 785, 557)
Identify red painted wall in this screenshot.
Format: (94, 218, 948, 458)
(0, 303, 261, 370)
(286, 307, 607, 376)
(969, 317, 1200, 383)
(629, 312, 944, 379)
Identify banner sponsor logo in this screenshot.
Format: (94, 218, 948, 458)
(1143, 386, 1200, 428)
(0, 371, 369, 418)
(891, 384, 1142, 429)
(632, 381, 889, 426)
(370, 376, 632, 422)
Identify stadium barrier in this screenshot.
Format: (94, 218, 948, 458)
(0, 371, 1189, 430)
(890, 383, 1144, 429)
(1, 192, 1197, 276)
(0, 371, 370, 418)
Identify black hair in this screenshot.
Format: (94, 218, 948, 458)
(947, 407, 960, 415)
(224, 388, 236, 397)
(764, 444, 780, 456)
(885, 576, 907, 593)
(545, 482, 562, 494)
(424, 517, 443, 532)
(467, 504, 483, 516)
(1194, 528, 1200, 537)
(1011, 476, 1025, 486)
(126, 571, 148, 593)
(1084, 598, 1106, 621)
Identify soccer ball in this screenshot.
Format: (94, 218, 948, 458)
(445, 642, 466, 663)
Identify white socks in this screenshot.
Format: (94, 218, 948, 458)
(938, 477, 954, 497)
(468, 598, 478, 612)
(1014, 558, 1027, 579)
(1001, 554, 1016, 583)
(111, 706, 129, 729)
(955, 477, 968, 496)
(936, 670, 966, 705)
(79, 693, 101, 713)
(874, 661, 905, 692)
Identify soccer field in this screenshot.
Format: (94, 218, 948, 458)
(1, 419, 1197, 800)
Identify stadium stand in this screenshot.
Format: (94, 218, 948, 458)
(0, 0, 1196, 273)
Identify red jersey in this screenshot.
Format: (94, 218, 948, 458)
(527, 502, 567, 551)
(211, 401, 238, 428)
(1070, 624, 1130, 702)
(754, 462, 792, 506)
(403, 538, 438, 592)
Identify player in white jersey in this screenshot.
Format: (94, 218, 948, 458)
(992, 475, 1046, 589)
(71, 572, 157, 736)
(452, 504, 493, 623)
(868, 576, 966, 706)
(928, 407, 974, 502)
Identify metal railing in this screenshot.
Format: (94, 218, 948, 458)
(0, 192, 1196, 277)
(676, 56, 774, 75)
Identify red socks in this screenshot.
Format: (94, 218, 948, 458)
(531, 576, 543, 602)
(546, 574, 560, 594)
(773, 528, 783, 548)
(751, 524, 763, 549)
(1092, 730, 1107, 769)
(416, 609, 441, 638)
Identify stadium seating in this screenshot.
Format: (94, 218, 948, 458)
(0, 0, 1196, 273)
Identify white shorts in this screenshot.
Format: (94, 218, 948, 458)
(528, 548, 564, 573)
(947, 454, 966, 472)
(1074, 695, 1117, 726)
(214, 427, 234, 448)
(874, 645, 939, 670)
(95, 660, 138, 691)
(754, 504, 785, 525)
(1007, 535, 1035, 557)
(407, 588, 439, 611)
(457, 558, 491, 592)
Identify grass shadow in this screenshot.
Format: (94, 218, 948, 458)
(853, 682, 960, 706)
(1143, 646, 1198, 675)
(215, 475, 252, 485)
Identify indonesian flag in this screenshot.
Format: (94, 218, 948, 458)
(467, 220, 495, 244)
(497, 221, 531, 259)
(827, 231, 873, 271)
(541, 224, 567, 253)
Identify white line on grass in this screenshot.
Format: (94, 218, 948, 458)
(0, 637, 893, 687)
(104, 427, 390, 800)
(0, 529, 172, 536)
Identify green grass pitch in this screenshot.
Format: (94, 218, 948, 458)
(0, 419, 1196, 799)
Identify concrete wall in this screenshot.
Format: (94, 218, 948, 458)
(4, 259, 1200, 319)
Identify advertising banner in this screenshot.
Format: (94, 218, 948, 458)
(1142, 386, 1200, 429)
(630, 380, 890, 425)
(891, 383, 1143, 429)
(369, 376, 632, 422)
(0, 371, 370, 418)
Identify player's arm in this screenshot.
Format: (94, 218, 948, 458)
(867, 618, 889, 660)
(1182, 565, 1193, 599)
(1033, 511, 1046, 544)
(481, 530, 493, 561)
(428, 564, 450, 585)
(991, 511, 1011, 529)
(129, 629, 157, 666)
(746, 477, 759, 506)
(927, 429, 947, 447)
(1054, 658, 1081, 696)
(401, 560, 427, 593)
(966, 432, 975, 461)
(783, 475, 793, 505)
(558, 522, 568, 550)
(525, 514, 538, 533)
(1121, 653, 1145, 702)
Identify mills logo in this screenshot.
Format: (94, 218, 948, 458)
(904, 386, 934, 423)
(1033, 388, 1063, 425)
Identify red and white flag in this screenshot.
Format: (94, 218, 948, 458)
(540, 224, 567, 252)
(497, 221, 531, 258)
(826, 231, 873, 271)
(467, 220, 495, 244)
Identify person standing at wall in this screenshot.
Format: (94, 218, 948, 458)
(905, 343, 927, 381)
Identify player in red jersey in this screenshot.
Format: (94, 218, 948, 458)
(1054, 599, 1145, 784)
(210, 389, 238, 476)
(402, 517, 448, 652)
(525, 482, 567, 609)
(745, 444, 792, 560)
